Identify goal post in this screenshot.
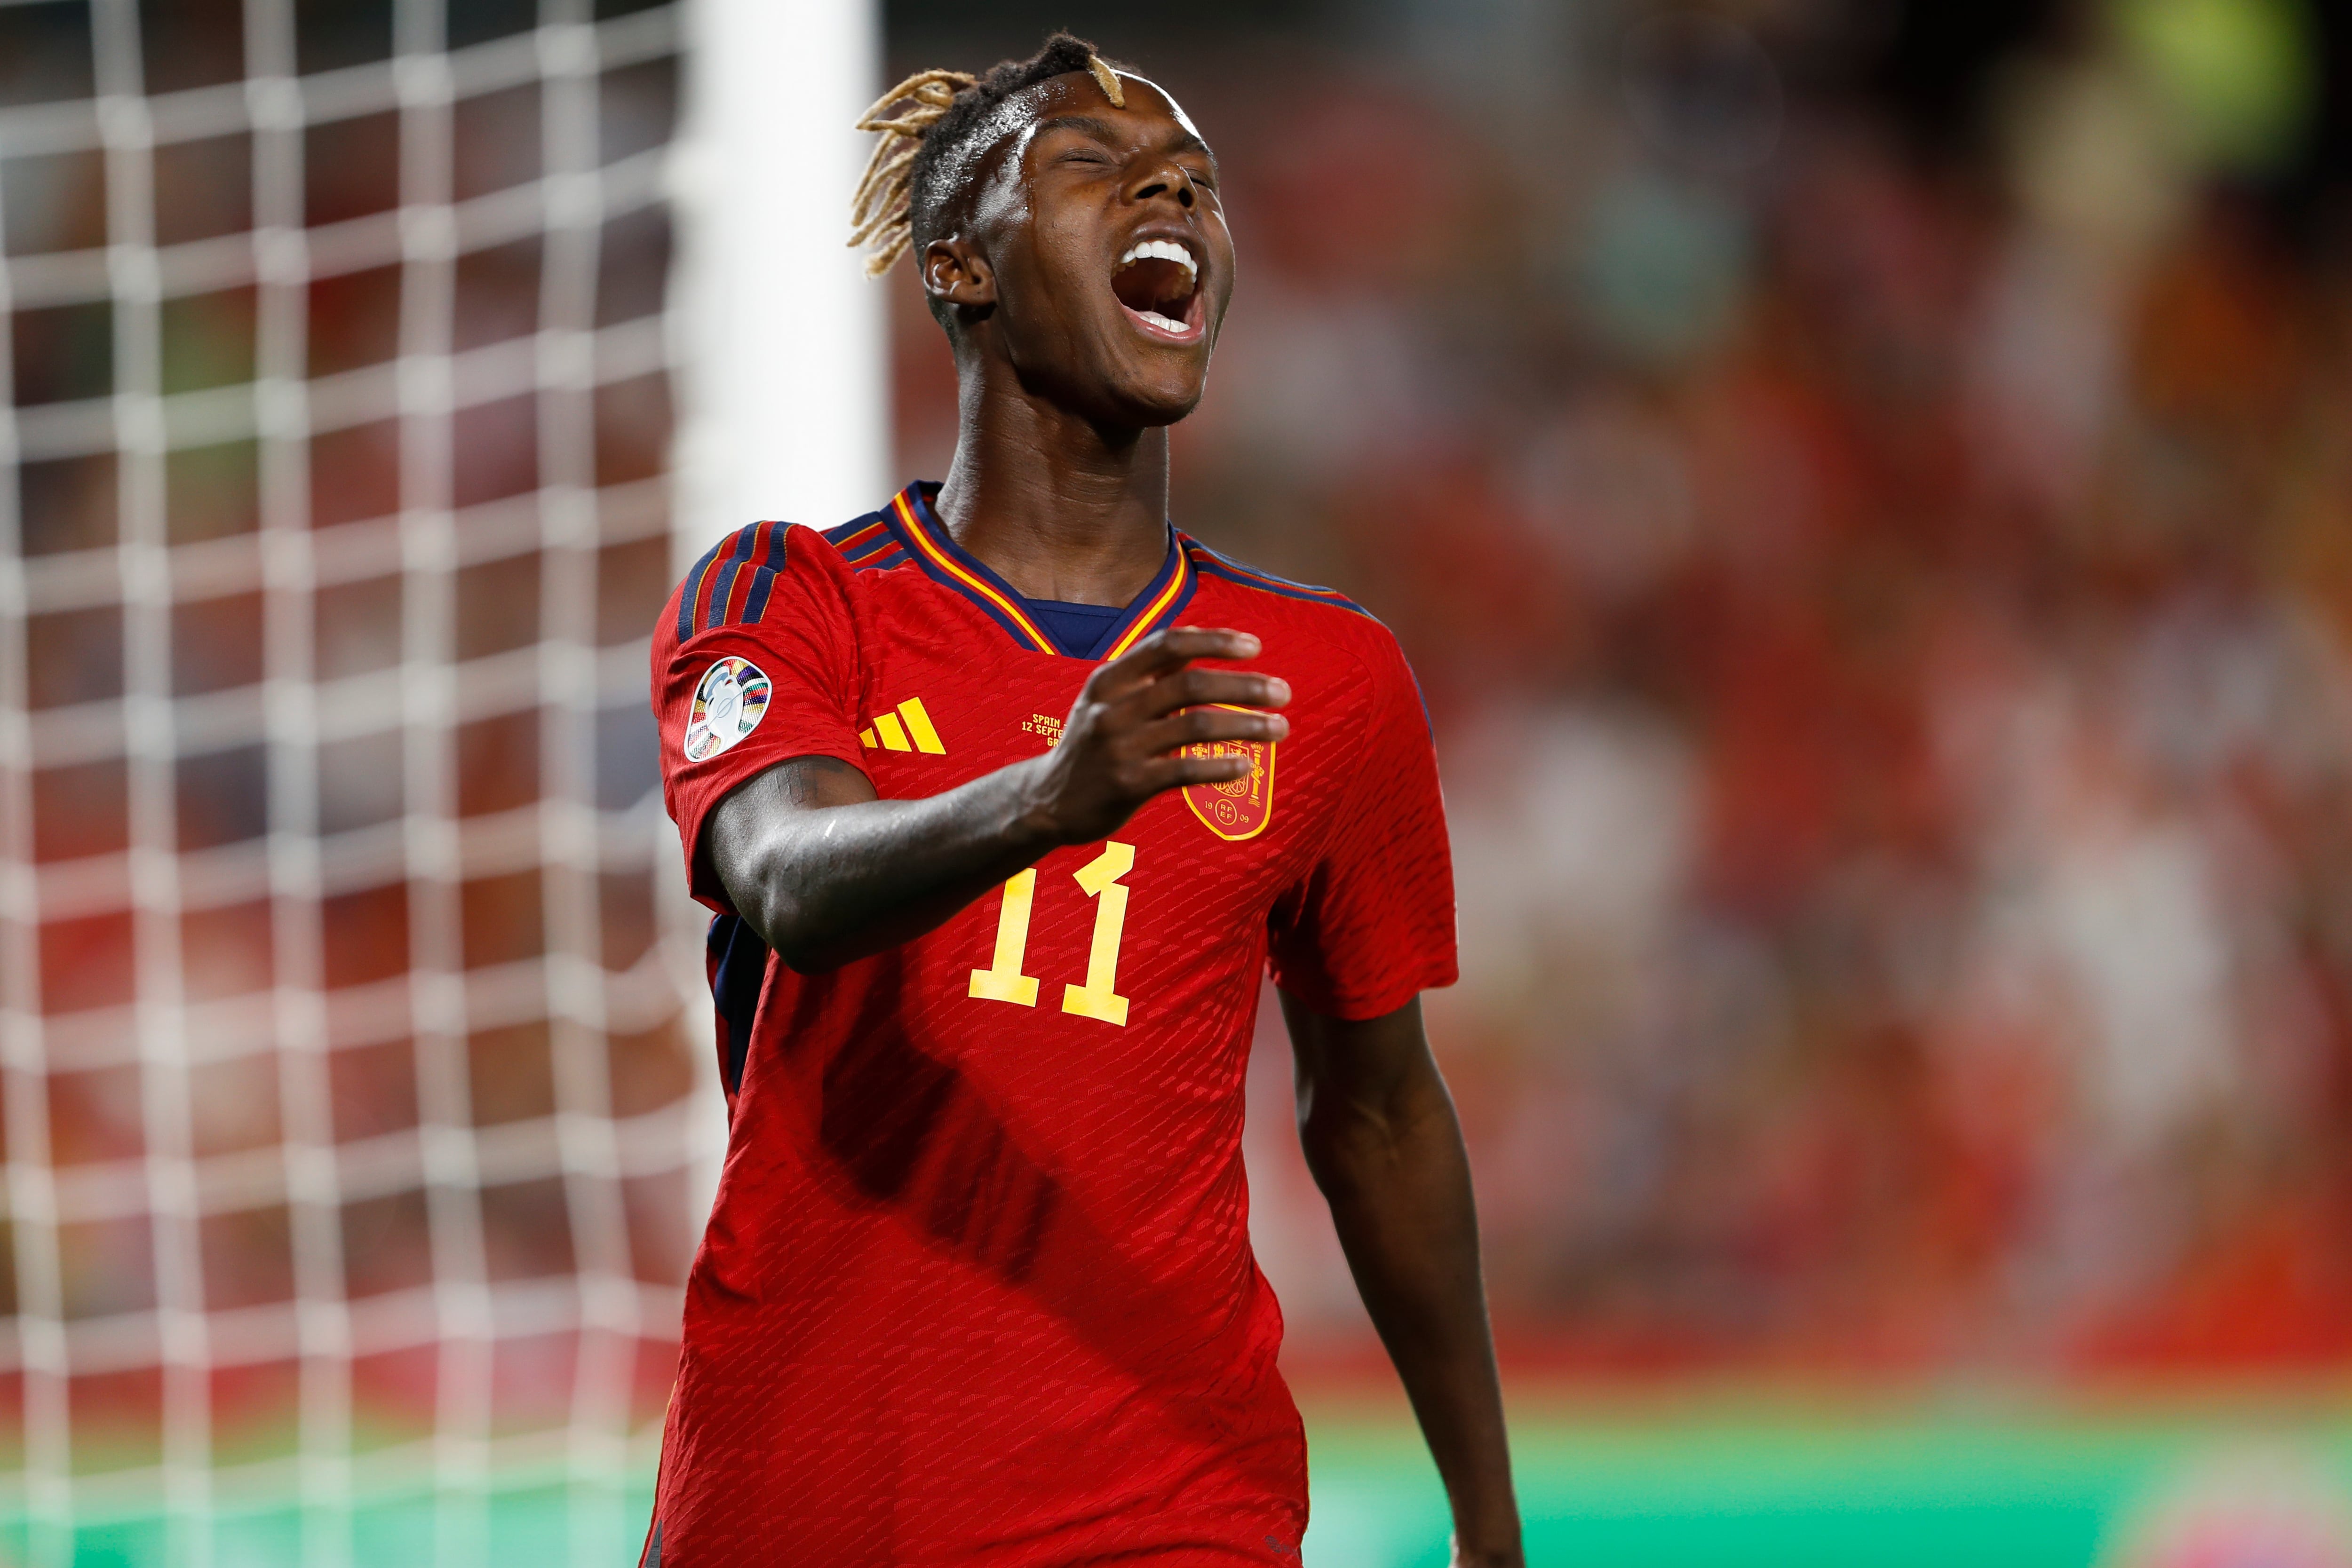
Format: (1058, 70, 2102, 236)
(664, 0, 887, 1243)
(672, 0, 887, 551)
(0, 0, 880, 1563)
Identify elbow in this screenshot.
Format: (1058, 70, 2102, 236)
(770, 932, 849, 975)
(752, 898, 845, 974)
(729, 868, 833, 975)
(766, 934, 826, 975)
(721, 839, 848, 973)
(1298, 1083, 1459, 1198)
(1297, 1103, 1401, 1199)
(758, 891, 873, 974)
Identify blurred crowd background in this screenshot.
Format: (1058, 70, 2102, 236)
(6, 0, 2352, 1558)
(892, 0, 2352, 1379)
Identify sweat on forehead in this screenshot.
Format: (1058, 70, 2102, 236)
(923, 88, 1059, 216)
(851, 34, 1199, 278)
(937, 71, 1190, 213)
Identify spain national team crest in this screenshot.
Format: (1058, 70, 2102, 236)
(683, 657, 771, 761)
(1181, 714, 1275, 841)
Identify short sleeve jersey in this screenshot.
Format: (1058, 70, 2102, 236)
(646, 483, 1455, 1568)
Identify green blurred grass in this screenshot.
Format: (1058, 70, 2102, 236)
(6, 1392, 2352, 1564)
(1301, 1388, 2352, 1568)
(1, 1480, 650, 1568)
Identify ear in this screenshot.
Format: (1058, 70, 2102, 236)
(922, 238, 994, 310)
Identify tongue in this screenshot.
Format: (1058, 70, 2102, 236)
(1114, 257, 1192, 315)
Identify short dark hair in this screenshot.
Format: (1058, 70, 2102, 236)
(906, 32, 1106, 257)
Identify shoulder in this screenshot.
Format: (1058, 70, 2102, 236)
(1182, 536, 1376, 623)
(1181, 536, 1418, 693)
(1181, 537, 1433, 735)
(660, 515, 877, 654)
(816, 507, 911, 573)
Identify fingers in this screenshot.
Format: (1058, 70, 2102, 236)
(1130, 666, 1289, 720)
(1128, 704, 1287, 761)
(1125, 750, 1258, 797)
(1047, 626, 1290, 838)
(1086, 626, 1262, 699)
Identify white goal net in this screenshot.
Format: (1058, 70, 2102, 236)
(0, 0, 848, 1560)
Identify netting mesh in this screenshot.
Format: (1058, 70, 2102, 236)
(0, 0, 711, 1560)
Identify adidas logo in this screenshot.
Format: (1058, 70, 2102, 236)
(860, 697, 946, 754)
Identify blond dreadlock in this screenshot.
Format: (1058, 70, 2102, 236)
(850, 68, 977, 277)
(849, 46, 1129, 278)
(1087, 55, 1126, 109)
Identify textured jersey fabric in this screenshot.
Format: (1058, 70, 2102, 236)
(647, 483, 1456, 1566)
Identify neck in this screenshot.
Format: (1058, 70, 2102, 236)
(931, 361, 1171, 606)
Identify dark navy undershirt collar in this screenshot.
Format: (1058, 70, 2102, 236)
(1025, 599, 1124, 660)
(888, 482, 1198, 660)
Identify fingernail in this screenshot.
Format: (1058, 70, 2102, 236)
(1265, 679, 1290, 703)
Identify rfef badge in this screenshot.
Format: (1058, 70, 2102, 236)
(1181, 713, 1274, 841)
(683, 657, 771, 761)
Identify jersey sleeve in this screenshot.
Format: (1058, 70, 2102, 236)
(1266, 633, 1458, 1020)
(654, 522, 865, 913)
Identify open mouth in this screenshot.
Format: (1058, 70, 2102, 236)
(1111, 238, 1203, 341)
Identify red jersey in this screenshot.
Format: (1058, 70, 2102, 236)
(646, 483, 1455, 1567)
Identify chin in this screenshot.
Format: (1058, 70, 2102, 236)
(1095, 331, 1217, 424)
(1106, 374, 1208, 428)
(1040, 344, 1208, 429)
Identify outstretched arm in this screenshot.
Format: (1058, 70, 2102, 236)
(1283, 993, 1521, 1568)
(703, 627, 1288, 971)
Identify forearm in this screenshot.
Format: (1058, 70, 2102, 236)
(1285, 998, 1518, 1563)
(703, 627, 1289, 973)
(710, 755, 1059, 971)
(1307, 1097, 1519, 1558)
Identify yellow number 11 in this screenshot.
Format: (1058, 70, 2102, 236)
(967, 842, 1135, 1027)
(1061, 842, 1134, 1025)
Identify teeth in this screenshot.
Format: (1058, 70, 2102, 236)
(1136, 309, 1188, 333)
(1116, 238, 1197, 284)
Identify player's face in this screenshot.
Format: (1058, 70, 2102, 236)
(946, 72, 1234, 427)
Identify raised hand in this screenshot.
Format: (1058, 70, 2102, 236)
(708, 627, 1288, 972)
(1020, 626, 1289, 846)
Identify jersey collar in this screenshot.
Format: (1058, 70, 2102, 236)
(885, 482, 1197, 660)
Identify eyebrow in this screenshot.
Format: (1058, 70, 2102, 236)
(1032, 114, 1214, 162)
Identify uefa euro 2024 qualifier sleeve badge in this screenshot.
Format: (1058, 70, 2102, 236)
(1180, 708, 1274, 841)
(683, 657, 771, 761)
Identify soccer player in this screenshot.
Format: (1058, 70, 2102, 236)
(646, 33, 1520, 1568)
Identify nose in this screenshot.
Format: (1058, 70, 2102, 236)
(1126, 161, 1195, 210)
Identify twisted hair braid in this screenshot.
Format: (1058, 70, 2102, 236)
(1087, 55, 1126, 109)
(849, 68, 977, 277)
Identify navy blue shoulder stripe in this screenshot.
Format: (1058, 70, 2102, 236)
(1182, 539, 1377, 619)
(738, 543, 787, 624)
(820, 514, 885, 548)
(822, 513, 908, 573)
(675, 537, 729, 642)
(676, 519, 792, 641)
